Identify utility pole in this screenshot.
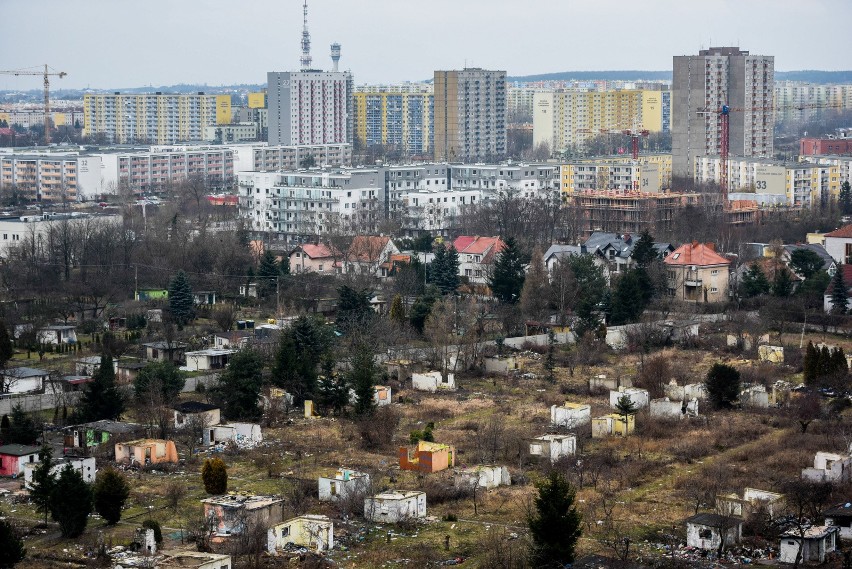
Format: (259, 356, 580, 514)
(134, 265, 138, 301)
(276, 275, 281, 320)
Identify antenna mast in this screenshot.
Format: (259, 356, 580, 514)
(300, 0, 312, 71)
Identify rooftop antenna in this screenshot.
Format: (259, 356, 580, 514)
(300, 0, 312, 71)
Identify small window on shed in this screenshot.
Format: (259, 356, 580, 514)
(698, 528, 712, 539)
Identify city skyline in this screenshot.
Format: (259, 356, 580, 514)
(1, 0, 850, 90)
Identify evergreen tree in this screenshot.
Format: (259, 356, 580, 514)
(0, 414, 9, 444)
(29, 446, 55, 524)
(271, 316, 333, 404)
(0, 320, 13, 369)
(212, 349, 264, 420)
(201, 457, 228, 495)
(168, 270, 195, 325)
(488, 237, 526, 304)
(0, 517, 26, 568)
(615, 394, 638, 417)
(134, 361, 185, 400)
(520, 246, 549, 321)
(741, 264, 771, 298)
(705, 363, 741, 409)
(819, 346, 832, 379)
(831, 268, 848, 314)
(351, 345, 377, 416)
(789, 249, 825, 280)
(409, 286, 440, 334)
(804, 342, 819, 385)
(544, 329, 556, 384)
(631, 229, 658, 269)
(92, 467, 130, 525)
(257, 250, 279, 297)
(7, 405, 38, 445)
(389, 294, 406, 325)
(50, 463, 92, 538)
(609, 270, 647, 325)
(772, 267, 794, 297)
(840, 181, 852, 216)
(337, 285, 373, 333)
(528, 471, 582, 567)
(316, 366, 349, 416)
(75, 353, 124, 423)
(430, 244, 460, 294)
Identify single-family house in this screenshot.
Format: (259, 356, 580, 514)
(609, 386, 650, 410)
(174, 401, 221, 429)
(115, 439, 178, 465)
(289, 243, 340, 274)
(650, 398, 699, 419)
(193, 291, 217, 305)
(159, 551, 232, 569)
(411, 370, 456, 392)
(212, 331, 252, 350)
(268, 515, 333, 553)
(591, 413, 636, 438)
(779, 526, 838, 565)
(24, 456, 96, 487)
(582, 232, 674, 278)
(823, 502, 852, 539)
(824, 224, 852, 264)
(379, 253, 413, 278)
(204, 423, 262, 447)
(453, 465, 511, 490)
(782, 243, 836, 278)
(825, 264, 852, 313)
(716, 488, 784, 519)
(664, 242, 730, 303)
(802, 451, 852, 483)
(0, 445, 41, 477)
(184, 349, 236, 371)
(37, 325, 77, 345)
(202, 494, 285, 540)
(344, 236, 399, 276)
(453, 235, 505, 285)
(48, 375, 93, 392)
(550, 401, 592, 429)
(318, 468, 372, 502)
(685, 513, 743, 551)
(364, 490, 426, 523)
(399, 440, 456, 473)
(63, 420, 141, 450)
(1, 367, 49, 394)
(543, 244, 588, 274)
(143, 341, 187, 363)
(529, 434, 577, 463)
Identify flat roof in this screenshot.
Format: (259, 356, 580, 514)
(0, 444, 41, 456)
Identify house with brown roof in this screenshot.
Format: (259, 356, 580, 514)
(344, 236, 399, 276)
(664, 242, 730, 303)
(289, 243, 340, 274)
(825, 224, 852, 264)
(452, 236, 505, 285)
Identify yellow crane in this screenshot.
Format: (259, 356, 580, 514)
(0, 65, 67, 144)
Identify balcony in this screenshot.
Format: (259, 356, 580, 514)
(684, 278, 703, 288)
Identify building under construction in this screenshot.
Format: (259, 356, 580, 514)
(571, 189, 757, 238)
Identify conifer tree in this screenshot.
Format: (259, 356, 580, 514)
(831, 268, 848, 314)
(741, 264, 771, 297)
(389, 294, 406, 325)
(212, 349, 264, 420)
(7, 405, 39, 445)
(705, 363, 741, 409)
(0, 319, 13, 369)
(772, 268, 794, 297)
(520, 246, 549, 321)
(93, 467, 130, 525)
(610, 270, 647, 325)
(803, 342, 819, 385)
(489, 237, 526, 304)
(257, 250, 279, 297)
(29, 446, 55, 524)
(50, 464, 92, 538)
(0, 517, 26, 568)
(75, 353, 124, 422)
(168, 270, 195, 325)
(351, 345, 377, 416)
(528, 471, 582, 566)
(201, 457, 228, 495)
(631, 229, 658, 269)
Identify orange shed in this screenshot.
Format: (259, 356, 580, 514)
(399, 441, 456, 473)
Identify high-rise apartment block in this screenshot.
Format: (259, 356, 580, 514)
(353, 86, 434, 156)
(267, 70, 353, 146)
(433, 69, 506, 162)
(774, 81, 852, 123)
(672, 47, 774, 180)
(82, 93, 232, 144)
(533, 89, 670, 155)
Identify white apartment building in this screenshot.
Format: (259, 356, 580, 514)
(230, 143, 352, 173)
(774, 81, 852, 123)
(267, 70, 354, 146)
(237, 169, 383, 244)
(672, 47, 774, 179)
(695, 156, 840, 207)
(0, 213, 122, 258)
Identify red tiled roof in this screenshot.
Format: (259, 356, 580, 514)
(299, 243, 338, 259)
(347, 236, 392, 262)
(664, 242, 730, 267)
(825, 225, 852, 239)
(453, 236, 505, 256)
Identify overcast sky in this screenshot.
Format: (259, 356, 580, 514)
(1, 0, 849, 91)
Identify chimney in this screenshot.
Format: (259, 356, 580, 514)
(705, 243, 716, 251)
(691, 241, 699, 249)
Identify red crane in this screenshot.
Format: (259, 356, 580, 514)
(697, 101, 842, 204)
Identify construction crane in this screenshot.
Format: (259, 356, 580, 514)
(0, 65, 67, 144)
(600, 128, 650, 160)
(697, 101, 842, 204)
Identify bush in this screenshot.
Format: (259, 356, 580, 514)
(93, 467, 131, 525)
(201, 458, 228, 495)
(358, 406, 400, 450)
(142, 519, 162, 544)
